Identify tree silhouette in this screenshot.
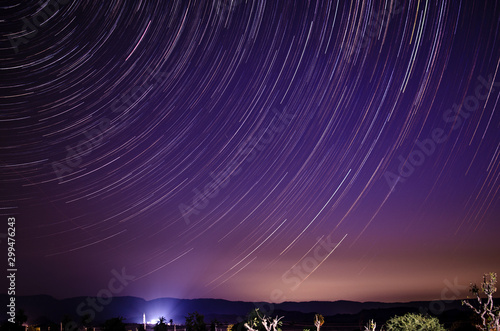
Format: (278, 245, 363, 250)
(185, 312, 206, 331)
(154, 317, 168, 331)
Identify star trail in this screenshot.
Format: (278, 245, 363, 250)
(1, 0, 499, 304)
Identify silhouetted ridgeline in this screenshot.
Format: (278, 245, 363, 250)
(0, 294, 480, 329)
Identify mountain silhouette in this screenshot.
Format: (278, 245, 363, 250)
(0, 294, 470, 327)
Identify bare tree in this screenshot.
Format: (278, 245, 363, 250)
(364, 319, 376, 331)
(462, 272, 500, 331)
(244, 309, 283, 331)
(314, 314, 324, 331)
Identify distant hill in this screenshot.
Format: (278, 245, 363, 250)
(0, 294, 471, 327)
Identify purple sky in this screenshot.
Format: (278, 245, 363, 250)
(2, 0, 500, 304)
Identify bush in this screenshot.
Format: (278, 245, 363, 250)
(185, 312, 206, 331)
(385, 313, 445, 331)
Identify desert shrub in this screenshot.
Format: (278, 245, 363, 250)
(385, 312, 445, 331)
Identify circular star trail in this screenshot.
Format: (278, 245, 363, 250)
(1, 0, 499, 302)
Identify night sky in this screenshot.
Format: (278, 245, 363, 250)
(2, 0, 500, 305)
